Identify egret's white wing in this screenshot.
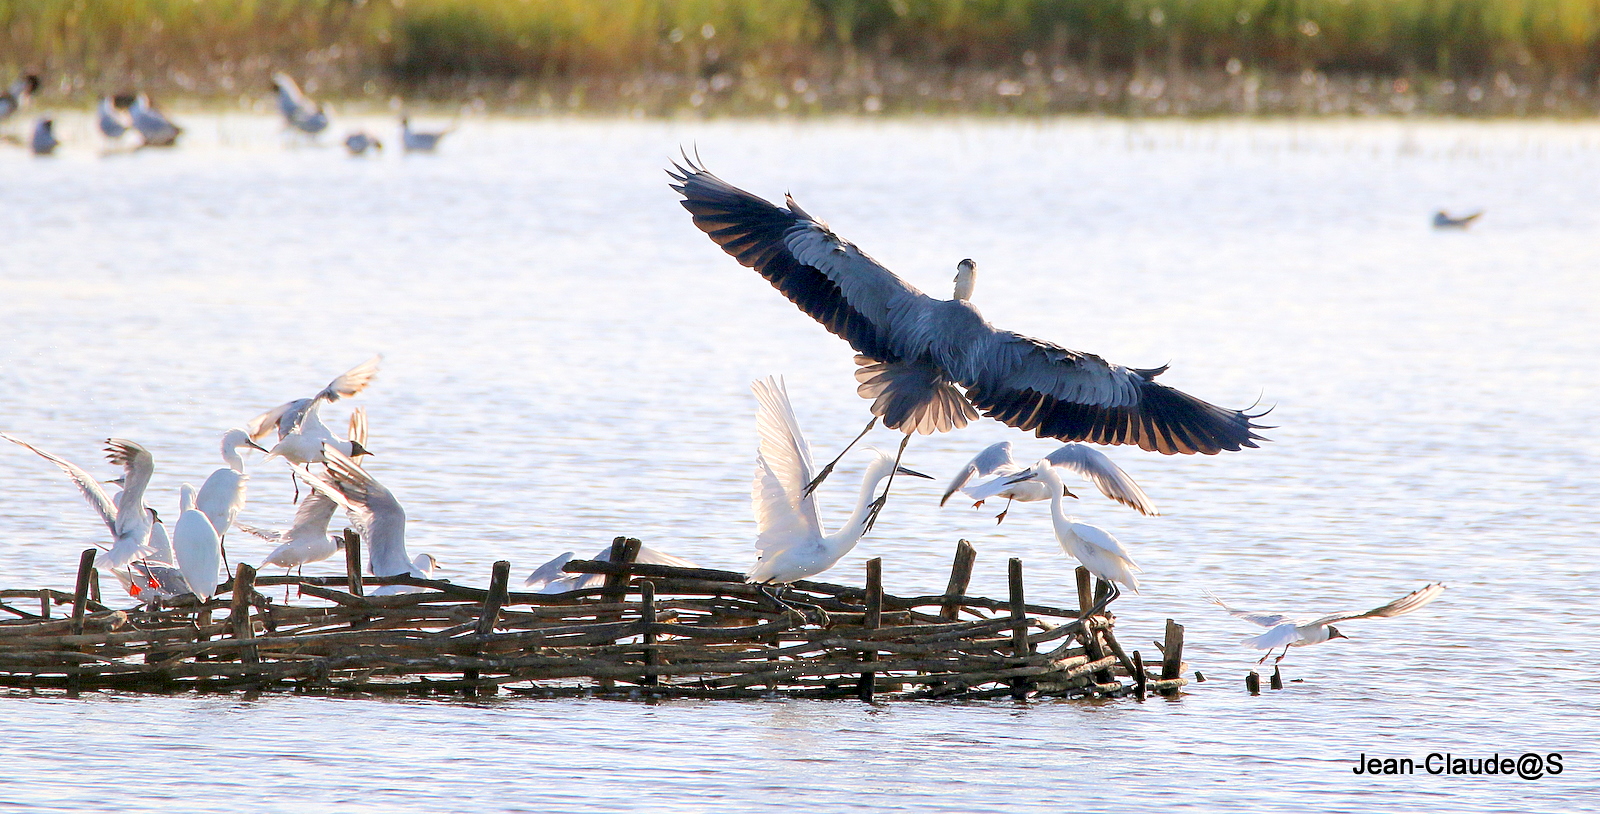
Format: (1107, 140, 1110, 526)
(941, 441, 1017, 506)
(1203, 590, 1296, 629)
(173, 509, 222, 601)
(2, 433, 118, 533)
(524, 551, 578, 590)
(318, 355, 382, 403)
(1043, 443, 1159, 516)
(1308, 583, 1447, 628)
(1066, 519, 1140, 571)
(750, 378, 822, 553)
(1243, 623, 1302, 651)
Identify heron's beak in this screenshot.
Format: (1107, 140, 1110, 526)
(350, 440, 373, 457)
(895, 466, 934, 479)
(1004, 472, 1038, 485)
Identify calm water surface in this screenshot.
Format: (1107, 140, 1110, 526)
(0, 115, 1595, 811)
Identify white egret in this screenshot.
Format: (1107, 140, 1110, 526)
(172, 508, 223, 601)
(271, 72, 328, 134)
(1005, 464, 1141, 600)
(129, 94, 180, 146)
(400, 117, 452, 152)
(296, 446, 436, 595)
(670, 159, 1268, 506)
(30, 118, 57, 155)
(248, 355, 380, 466)
(0, 74, 39, 123)
(1206, 583, 1447, 664)
(195, 429, 267, 571)
(745, 377, 933, 601)
(942, 440, 1158, 523)
(524, 545, 698, 593)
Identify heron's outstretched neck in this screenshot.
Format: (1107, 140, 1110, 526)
(952, 258, 977, 301)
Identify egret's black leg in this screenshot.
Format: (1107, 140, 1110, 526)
(803, 417, 878, 497)
(755, 584, 830, 626)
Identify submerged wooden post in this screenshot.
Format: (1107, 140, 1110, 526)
(465, 561, 511, 696)
(598, 538, 641, 692)
(939, 540, 977, 621)
(342, 529, 363, 597)
(1160, 619, 1185, 697)
(230, 563, 258, 665)
(1246, 670, 1261, 695)
(1008, 558, 1028, 700)
(1075, 566, 1094, 616)
(640, 580, 658, 688)
(1074, 567, 1112, 684)
(1132, 651, 1148, 700)
(70, 548, 96, 636)
(39, 592, 50, 619)
(1270, 665, 1283, 690)
(858, 558, 882, 702)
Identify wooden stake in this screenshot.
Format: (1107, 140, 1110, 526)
(230, 563, 258, 665)
(598, 538, 641, 691)
(1131, 650, 1147, 700)
(858, 558, 882, 702)
(465, 560, 511, 695)
(939, 540, 976, 621)
(1246, 670, 1261, 695)
(641, 580, 658, 688)
(1159, 619, 1184, 697)
(1074, 566, 1093, 616)
(1270, 664, 1283, 690)
(70, 549, 96, 637)
(1007, 558, 1028, 700)
(342, 529, 362, 597)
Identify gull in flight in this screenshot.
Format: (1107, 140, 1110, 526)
(1004, 464, 1141, 601)
(745, 377, 932, 619)
(3, 434, 157, 570)
(271, 72, 329, 135)
(248, 356, 379, 473)
(524, 544, 698, 593)
(1206, 583, 1447, 663)
(240, 490, 344, 600)
(670, 158, 1267, 504)
(942, 440, 1157, 523)
(1433, 210, 1482, 229)
(296, 445, 436, 596)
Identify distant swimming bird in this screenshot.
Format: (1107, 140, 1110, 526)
(30, 117, 56, 155)
(2, 434, 158, 570)
(172, 509, 223, 601)
(524, 544, 698, 593)
(670, 158, 1268, 502)
(248, 355, 380, 466)
(1206, 583, 1447, 664)
(298, 446, 434, 595)
(942, 440, 1157, 523)
(1433, 210, 1482, 229)
(0, 74, 39, 123)
(97, 95, 132, 138)
(344, 132, 382, 155)
(129, 94, 181, 146)
(271, 72, 329, 135)
(399, 117, 452, 152)
(1004, 464, 1141, 599)
(745, 377, 932, 592)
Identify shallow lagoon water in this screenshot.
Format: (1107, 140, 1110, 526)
(0, 115, 1596, 811)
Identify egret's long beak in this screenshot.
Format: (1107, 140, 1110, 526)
(247, 440, 269, 453)
(1004, 472, 1038, 485)
(895, 466, 934, 480)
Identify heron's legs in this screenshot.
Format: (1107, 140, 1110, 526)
(803, 417, 878, 497)
(863, 433, 911, 533)
(994, 496, 1016, 524)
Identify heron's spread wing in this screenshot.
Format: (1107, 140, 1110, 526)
(670, 159, 933, 364)
(319, 355, 382, 403)
(1203, 590, 1296, 629)
(1308, 583, 1446, 628)
(2, 433, 118, 533)
(750, 377, 823, 553)
(1043, 444, 1159, 516)
(941, 441, 1017, 505)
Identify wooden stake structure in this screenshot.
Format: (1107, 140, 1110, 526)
(0, 546, 1191, 701)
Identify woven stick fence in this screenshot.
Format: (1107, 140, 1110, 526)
(0, 537, 1187, 701)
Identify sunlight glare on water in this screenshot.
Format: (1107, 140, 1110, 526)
(0, 116, 1595, 811)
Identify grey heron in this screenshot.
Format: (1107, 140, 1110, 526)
(271, 72, 329, 135)
(943, 440, 1158, 523)
(1206, 583, 1446, 664)
(1433, 210, 1482, 229)
(400, 117, 452, 152)
(746, 377, 932, 620)
(524, 544, 698, 593)
(669, 158, 1268, 500)
(129, 93, 181, 146)
(0, 74, 38, 123)
(2, 434, 158, 570)
(1004, 464, 1140, 602)
(30, 118, 57, 155)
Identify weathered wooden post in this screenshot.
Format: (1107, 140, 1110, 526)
(465, 560, 511, 696)
(939, 540, 977, 622)
(70, 548, 96, 637)
(1270, 664, 1283, 690)
(1074, 566, 1112, 684)
(1246, 670, 1261, 695)
(342, 528, 363, 597)
(857, 558, 882, 702)
(1132, 651, 1148, 700)
(640, 580, 659, 688)
(1008, 558, 1029, 700)
(1159, 619, 1185, 697)
(598, 538, 641, 692)
(230, 563, 259, 665)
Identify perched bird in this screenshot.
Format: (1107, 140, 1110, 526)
(247, 355, 380, 466)
(745, 377, 933, 594)
(30, 118, 57, 155)
(271, 72, 329, 134)
(942, 440, 1157, 523)
(1004, 464, 1141, 599)
(2, 434, 158, 571)
(97, 95, 133, 138)
(129, 94, 181, 146)
(1206, 583, 1447, 664)
(344, 132, 382, 156)
(194, 429, 268, 569)
(400, 117, 451, 152)
(524, 544, 698, 593)
(0, 74, 39, 123)
(670, 159, 1267, 499)
(1433, 210, 1482, 229)
(172, 508, 223, 601)
(297, 446, 434, 595)
(146, 507, 174, 564)
(125, 560, 192, 604)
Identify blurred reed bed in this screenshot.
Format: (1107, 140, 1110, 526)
(4, 0, 1600, 115)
